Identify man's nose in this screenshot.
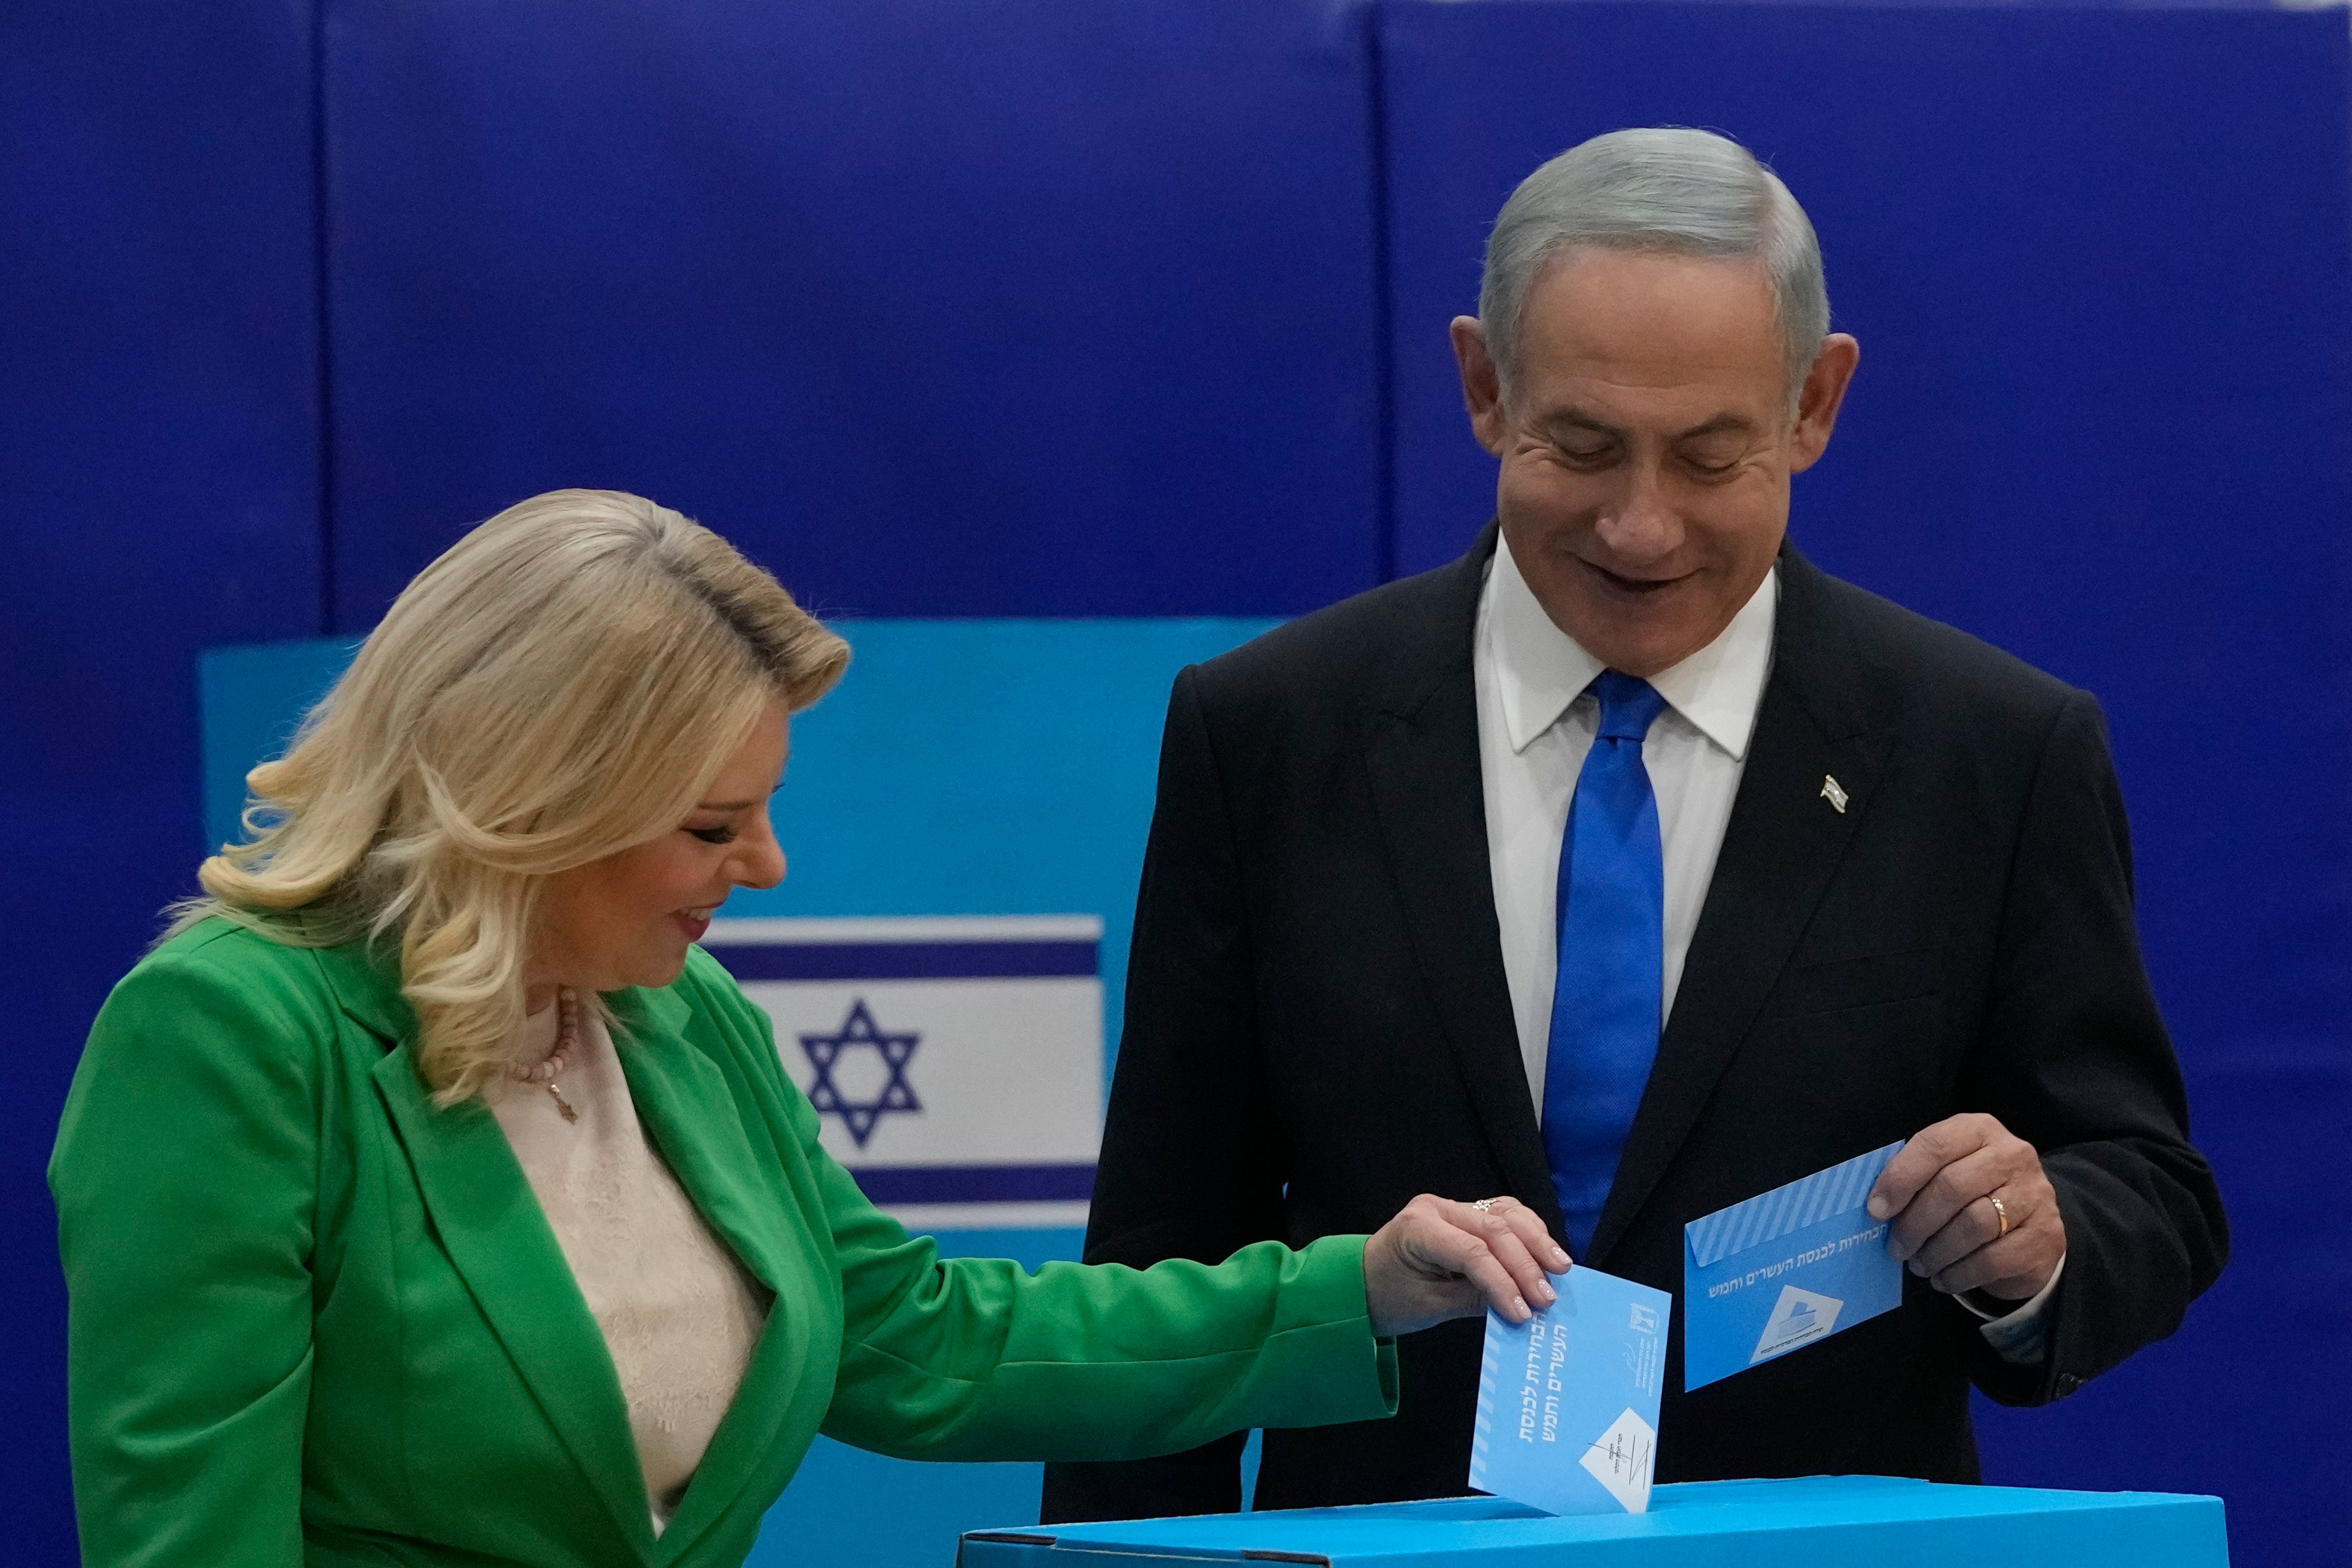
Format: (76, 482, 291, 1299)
(1594, 459, 1683, 564)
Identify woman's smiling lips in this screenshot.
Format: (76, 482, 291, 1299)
(672, 908, 715, 942)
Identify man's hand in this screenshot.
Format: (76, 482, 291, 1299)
(1868, 1113, 2065, 1301)
(1361, 1194, 1570, 1337)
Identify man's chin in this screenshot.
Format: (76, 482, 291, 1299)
(1557, 586, 1713, 677)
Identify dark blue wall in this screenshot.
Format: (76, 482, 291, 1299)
(321, 0, 1384, 626)
(0, 4, 325, 1562)
(6, 1, 2346, 1562)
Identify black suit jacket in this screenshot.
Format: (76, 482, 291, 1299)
(1041, 527, 2226, 1522)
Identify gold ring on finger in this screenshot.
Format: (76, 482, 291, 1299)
(1986, 1193, 2010, 1239)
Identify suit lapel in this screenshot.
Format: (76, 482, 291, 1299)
(1361, 524, 1564, 1234)
(1586, 548, 1890, 1266)
(369, 1047, 657, 1564)
(608, 984, 790, 1295)
(611, 988, 824, 1560)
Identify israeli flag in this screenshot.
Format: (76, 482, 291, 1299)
(700, 916, 1103, 1230)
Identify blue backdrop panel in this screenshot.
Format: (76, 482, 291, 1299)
(322, 0, 1381, 626)
(200, 638, 361, 853)
(1378, 5, 2352, 1563)
(0, 4, 322, 1559)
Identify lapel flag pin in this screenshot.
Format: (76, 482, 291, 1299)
(1820, 775, 1849, 814)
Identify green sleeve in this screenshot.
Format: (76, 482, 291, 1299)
(49, 937, 321, 1567)
(806, 1116, 1399, 1462)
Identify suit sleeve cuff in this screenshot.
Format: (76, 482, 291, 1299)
(1208, 1233, 1399, 1431)
(1958, 1252, 2066, 1365)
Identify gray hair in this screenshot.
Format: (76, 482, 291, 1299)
(1477, 128, 1829, 401)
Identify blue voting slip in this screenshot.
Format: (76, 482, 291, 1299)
(1683, 1141, 1905, 1390)
(958, 1477, 2230, 1567)
(1467, 1265, 1671, 1515)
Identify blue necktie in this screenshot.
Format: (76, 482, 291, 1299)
(1543, 671, 1669, 1258)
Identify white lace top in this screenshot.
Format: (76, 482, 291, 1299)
(488, 1010, 770, 1534)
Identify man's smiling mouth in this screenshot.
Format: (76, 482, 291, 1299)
(1579, 558, 1691, 594)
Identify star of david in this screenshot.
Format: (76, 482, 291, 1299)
(799, 998, 921, 1149)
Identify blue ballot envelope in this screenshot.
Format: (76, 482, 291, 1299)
(1683, 1141, 1906, 1390)
(1466, 1266, 1672, 1515)
(958, 1477, 2230, 1568)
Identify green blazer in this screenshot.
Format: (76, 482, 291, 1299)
(51, 920, 1397, 1567)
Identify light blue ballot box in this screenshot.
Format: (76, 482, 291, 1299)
(956, 1477, 2228, 1567)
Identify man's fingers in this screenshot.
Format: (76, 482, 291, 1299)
(1866, 1137, 1945, 1220)
(1887, 1144, 2008, 1262)
(1929, 1229, 2027, 1296)
(1868, 1115, 1995, 1221)
(1929, 1208, 2063, 1299)
(1905, 1188, 2009, 1278)
(1853, 1115, 2064, 1303)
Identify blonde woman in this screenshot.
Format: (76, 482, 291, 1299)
(50, 491, 1567, 1568)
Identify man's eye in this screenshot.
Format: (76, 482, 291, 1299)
(1558, 442, 1615, 464)
(1680, 447, 1742, 475)
(687, 825, 737, 845)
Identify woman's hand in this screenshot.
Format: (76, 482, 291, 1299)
(1361, 1194, 1571, 1337)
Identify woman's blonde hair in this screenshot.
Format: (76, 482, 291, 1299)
(177, 489, 849, 1105)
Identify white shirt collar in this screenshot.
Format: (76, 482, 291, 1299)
(1486, 532, 1778, 761)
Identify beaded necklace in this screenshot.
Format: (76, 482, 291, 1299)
(510, 986, 582, 1123)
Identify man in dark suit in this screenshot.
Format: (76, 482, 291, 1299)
(1041, 128, 2225, 1521)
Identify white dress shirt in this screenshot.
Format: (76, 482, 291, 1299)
(1474, 533, 1774, 1108)
(1471, 532, 2058, 1358)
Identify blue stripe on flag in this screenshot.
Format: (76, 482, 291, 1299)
(704, 941, 1098, 981)
(848, 1163, 1096, 1204)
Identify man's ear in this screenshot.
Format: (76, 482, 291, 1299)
(1451, 316, 1510, 458)
(1788, 333, 1860, 473)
